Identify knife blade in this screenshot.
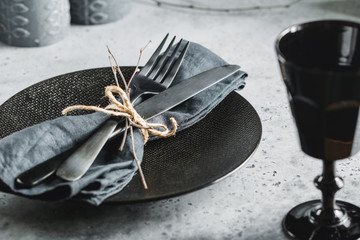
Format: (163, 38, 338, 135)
(17, 64, 241, 185)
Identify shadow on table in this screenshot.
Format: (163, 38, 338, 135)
(0, 196, 170, 238)
(0, 192, 210, 239)
(309, 0, 360, 18)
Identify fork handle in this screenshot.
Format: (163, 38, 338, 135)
(16, 95, 145, 186)
(56, 119, 122, 181)
(16, 150, 70, 187)
(16, 118, 125, 186)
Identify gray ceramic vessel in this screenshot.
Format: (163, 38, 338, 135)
(0, 0, 70, 47)
(70, 0, 131, 25)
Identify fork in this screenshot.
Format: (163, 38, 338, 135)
(15, 34, 190, 186)
(55, 37, 189, 182)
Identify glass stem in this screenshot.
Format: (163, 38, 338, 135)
(314, 160, 345, 224)
(322, 161, 338, 213)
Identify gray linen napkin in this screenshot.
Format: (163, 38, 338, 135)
(0, 42, 247, 205)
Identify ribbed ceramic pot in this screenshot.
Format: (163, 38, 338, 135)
(70, 0, 131, 25)
(0, 0, 70, 47)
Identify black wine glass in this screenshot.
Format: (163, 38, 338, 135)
(275, 20, 360, 240)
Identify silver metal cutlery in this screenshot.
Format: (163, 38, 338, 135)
(15, 34, 241, 187)
(16, 34, 189, 186)
(56, 65, 241, 181)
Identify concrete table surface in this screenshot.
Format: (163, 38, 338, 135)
(0, 0, 360, 239)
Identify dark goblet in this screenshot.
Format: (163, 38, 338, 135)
(276, 20, 360, 240)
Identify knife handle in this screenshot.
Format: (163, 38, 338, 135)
(16, 151, 69, 187)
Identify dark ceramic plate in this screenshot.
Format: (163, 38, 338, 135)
(0, 67, 262, 203)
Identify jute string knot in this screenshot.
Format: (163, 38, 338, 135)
(62, 85, 178, 144)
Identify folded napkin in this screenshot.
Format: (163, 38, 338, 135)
(0, 42, 247, 205)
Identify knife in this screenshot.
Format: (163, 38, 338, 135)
(16, 64, 241, 185)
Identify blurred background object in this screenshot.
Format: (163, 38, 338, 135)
(0, 0, 132, 47)
(0, 0, 70, 47)
(69, 0, 132, 25)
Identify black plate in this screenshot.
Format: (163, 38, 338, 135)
(0, 67, 262, 203)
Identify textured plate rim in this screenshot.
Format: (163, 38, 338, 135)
(0, 67, 262, 204)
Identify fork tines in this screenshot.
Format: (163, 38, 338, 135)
(140, 34, 190, 87)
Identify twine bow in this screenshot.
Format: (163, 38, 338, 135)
(62, 85, 178, 144)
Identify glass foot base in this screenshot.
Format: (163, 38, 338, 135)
(283, 200, 360, 240)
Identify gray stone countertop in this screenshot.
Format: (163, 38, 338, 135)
(0, 0, 360, 239)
